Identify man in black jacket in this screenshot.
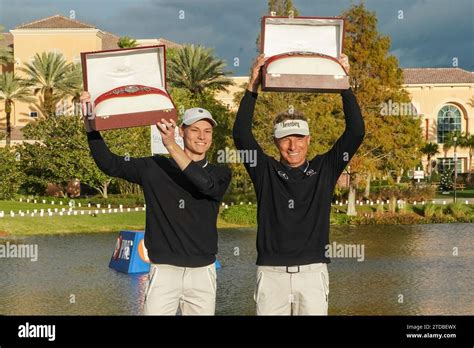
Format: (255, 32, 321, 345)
(81, 92, 231, 315)
(233, 54, 365, 315)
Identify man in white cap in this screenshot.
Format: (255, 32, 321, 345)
(233, 54, 365, 315)
(80, 92, 231, 315)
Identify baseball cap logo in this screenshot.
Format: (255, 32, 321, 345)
(181, 107, 217, 126)
(274, 120, 309, 139)
(282, 121, 300, 128)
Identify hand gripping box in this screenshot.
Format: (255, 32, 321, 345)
(81, 45, 177, 130)
(260, 16, 349, 93)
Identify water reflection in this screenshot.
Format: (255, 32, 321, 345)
(0, 224, 473, 315)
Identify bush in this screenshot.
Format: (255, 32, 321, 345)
(422, 203, 437, 218)
(219, 204, 257, 225)
(378, 185, 435, 203)
(0, 147, 24, 200)
(447, 202, 468, 219)
(353, 212, 425, 225)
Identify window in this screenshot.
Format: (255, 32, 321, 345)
(437, 157, 463, 173)
(29, 111, 38, 118)
(437, 105, 462, 143)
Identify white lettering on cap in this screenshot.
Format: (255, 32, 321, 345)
(274, 119, 309, 138)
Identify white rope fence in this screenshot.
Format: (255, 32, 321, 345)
(1, 197, 471, 218)
(0, 198, 146, 218)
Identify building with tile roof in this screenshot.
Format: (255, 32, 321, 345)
(0, 14, 181, 146)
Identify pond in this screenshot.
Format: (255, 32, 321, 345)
(1, 224, 473, 315)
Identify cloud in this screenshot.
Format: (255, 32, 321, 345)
(0, 0, 472, 74)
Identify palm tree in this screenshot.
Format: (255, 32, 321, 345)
(0, 27, 14, 66)
(20, 52, 82, 117)
(0, 72, 35, 147)
(459, 133, 474, 182)
(420, 142, 440, 176)
(168, 45, 234, 95)
(118, 36, 139, 48)
(442, 131, 462, 157)
(0, 47, 13, 66)
(61, 63, 83, 114)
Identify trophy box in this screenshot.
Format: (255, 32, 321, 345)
(81, 45, 177, 131)
(260, 16, 350, 93)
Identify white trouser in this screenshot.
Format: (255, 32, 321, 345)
(143, 263, 217, 315)
(254, 263, 329, 315)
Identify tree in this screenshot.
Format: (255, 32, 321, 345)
(118, 36, 138, 48)
(0, 147, 24, 199)
(0, 72, 35, 147)
(340, 2, 423, 214)
(459, 132, 474, 182)
(168, 45, 234, 95)
(439, 168, 454, 192)
(442, 130, 462, 158)
(19, 52, 82, 117)
(19, 115, 113, 198)
(0, 26, 14, 66)
(420, 142, 440, 176)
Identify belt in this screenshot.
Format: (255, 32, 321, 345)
(258, 263, 326, 274)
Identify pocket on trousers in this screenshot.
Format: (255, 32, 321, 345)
(144, 264, 158, 302)
(320, 269, 329, 303)
(206, 264, 217, 294)
(253, 270, 264, 303)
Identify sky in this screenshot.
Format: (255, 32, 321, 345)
(0, 0, 473, 76)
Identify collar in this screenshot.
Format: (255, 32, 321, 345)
(280, 160, 309, 173)
(196, 158, 209, 168)
(169, 157, 208, 168)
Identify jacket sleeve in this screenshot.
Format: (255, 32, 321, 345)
(86, 131, 148, 185)
(321, 88, 365, 184)
(232, 90, 269, 184)
(182, 162, 232, 201)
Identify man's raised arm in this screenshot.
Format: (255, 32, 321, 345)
(81, 92, 147, 185)
(322, 87, 365, 183)
(232, 55, 269, 181)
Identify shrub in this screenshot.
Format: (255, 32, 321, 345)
(353, 212, 425, 225)
(219, 204, 257, 225)
(0, 148, 24, 200)
(422, 203, 437, 218)
(447, 202, 467, 219)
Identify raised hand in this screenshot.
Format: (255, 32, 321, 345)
(156, 118, 177, 148)
(247, 54, 268, 93)
(339, 53, 350, 75)
(79, 91, 93, 133)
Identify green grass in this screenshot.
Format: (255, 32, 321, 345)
(435, 188, 474, 199)
(0, 211, 147, 236)
(0, 206, 249, 236)
(219, 204, 257, 226)
(0, 200, 133, 214)
(0, 201, 69, 212)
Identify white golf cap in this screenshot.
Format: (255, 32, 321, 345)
(181, 107, 217, 127)
(274, 119, 309, 139)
